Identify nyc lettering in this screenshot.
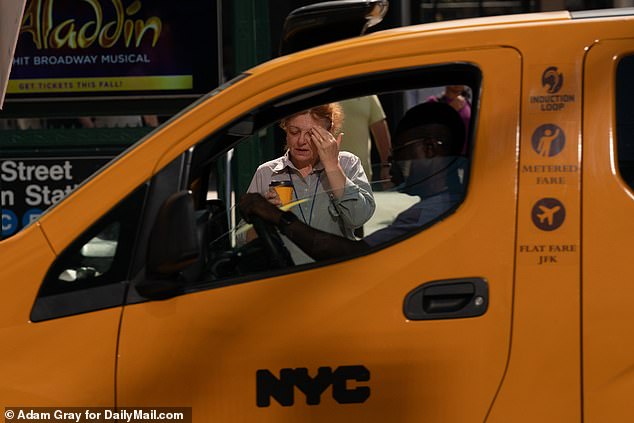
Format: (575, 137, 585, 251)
(519, 244, 577, 265)
(256, 365, 370, 407)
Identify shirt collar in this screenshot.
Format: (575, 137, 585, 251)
(271, 151, 292, 172)
(272, 151, 324, 173)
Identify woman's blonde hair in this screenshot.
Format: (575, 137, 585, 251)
(280, 103, 344, 135)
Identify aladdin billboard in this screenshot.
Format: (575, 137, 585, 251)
(5, 0, 219, 100)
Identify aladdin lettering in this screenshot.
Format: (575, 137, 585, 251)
(21, 0, 162, 50)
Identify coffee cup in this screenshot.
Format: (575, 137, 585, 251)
(269, 180, 294, 205)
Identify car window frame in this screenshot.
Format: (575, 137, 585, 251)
(147, 63, 482, 295)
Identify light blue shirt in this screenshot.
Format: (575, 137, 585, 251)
(248, 151, 376, 240)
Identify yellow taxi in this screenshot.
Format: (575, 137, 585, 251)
(1, 2, 633, 422)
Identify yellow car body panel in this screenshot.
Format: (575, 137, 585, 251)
(582, 38, 634, 423)
(117, 47, 520, 422)
(0, 225, 118, 404)
(0, 9, 633, 422)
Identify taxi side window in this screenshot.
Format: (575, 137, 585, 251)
(31, 185, 147, 321)
(179, 66, 479, 287)
(616, 54, 634, 188)
(46, 186, 146, 293)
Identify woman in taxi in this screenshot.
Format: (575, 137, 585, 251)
(246, 103, 375, 241)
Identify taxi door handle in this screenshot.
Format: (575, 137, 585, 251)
(403, 278, 488, 320)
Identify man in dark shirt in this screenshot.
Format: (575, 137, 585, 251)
(239, 102, 467, 260)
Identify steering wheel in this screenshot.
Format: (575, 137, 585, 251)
(250, 215, 294, 268)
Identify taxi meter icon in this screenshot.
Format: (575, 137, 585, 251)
(532, 124, 566, 157)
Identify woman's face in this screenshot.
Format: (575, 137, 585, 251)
(285, 112, 329, 167)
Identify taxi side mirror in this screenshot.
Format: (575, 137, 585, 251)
(279, 0, 389, 55)
(140, 191, 200, 298)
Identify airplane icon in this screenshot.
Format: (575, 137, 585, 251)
(537, 205, 561, 226)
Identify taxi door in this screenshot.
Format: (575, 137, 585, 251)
(116, 46, 521, 421)
(581, 39, 634, 422)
